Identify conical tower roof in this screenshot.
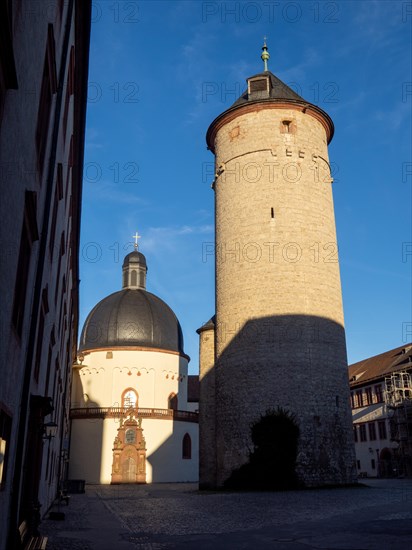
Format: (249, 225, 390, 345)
(206, 43, 334, 149)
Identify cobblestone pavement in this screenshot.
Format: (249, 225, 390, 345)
(41, 479, 412, 549)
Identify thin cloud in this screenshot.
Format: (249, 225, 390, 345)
(83, 179, 145, 205)
(85, 127, 105, 150)
(142, 224, 213, 252)
(372, 101, 411, 132)
(332, 90, 367, 115)
(342, 258, 412, 282)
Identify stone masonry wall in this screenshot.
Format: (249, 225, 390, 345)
(198, 327, 216, 488)
(209, 105, 356, 487)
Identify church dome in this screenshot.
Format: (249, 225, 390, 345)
(123, 250, 146, 267)
(79, 289, 185, 354)
(79, 242, 185, 355)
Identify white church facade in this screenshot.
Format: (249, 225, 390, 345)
(69, 244, 198, 483)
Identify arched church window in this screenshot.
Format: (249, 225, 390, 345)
(131, 270, 137, 286)
(168, 393, 178, 411)
(182, 433, 191, 459)
(125, 429, 136, 444)
(123, 271, 128, 288)
(122, 388, 138, 409)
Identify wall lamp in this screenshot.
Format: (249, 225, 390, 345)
(43, 421, 58, 441)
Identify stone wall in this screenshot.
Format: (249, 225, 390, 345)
(202, 103, 356, 487)
(0, 2, 91, 545)
(198, 324, 216, 488)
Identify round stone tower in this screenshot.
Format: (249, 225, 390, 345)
(201, 43, 356, 488)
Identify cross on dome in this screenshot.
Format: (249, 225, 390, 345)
(123, 233, 147, 290)
(132, 231, 141, 250)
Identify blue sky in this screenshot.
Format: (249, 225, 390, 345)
(80, 0, 412, 372)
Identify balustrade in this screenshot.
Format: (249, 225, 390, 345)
(70, 406, 198, 423)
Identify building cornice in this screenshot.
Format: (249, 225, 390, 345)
(70, 406, 198, 423)
(206, 99, 334, 153)
(79, 346, 190, 361)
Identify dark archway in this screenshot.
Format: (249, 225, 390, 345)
(379, 448, 394, 477)
(182, 433, 191, 459)
(224, 407, 300, 490)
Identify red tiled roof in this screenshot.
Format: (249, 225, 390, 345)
(348, 343, 412, 387)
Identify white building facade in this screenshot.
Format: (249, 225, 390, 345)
(69, 249, 198, 483)
(349, 344, 412, 478)
(350, 381, 391, 478)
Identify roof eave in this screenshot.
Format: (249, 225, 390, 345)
(77, 345, 190, 362)
(206, 98, 334, 152)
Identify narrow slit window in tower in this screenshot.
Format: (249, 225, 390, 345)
(282, 120, 291, 133)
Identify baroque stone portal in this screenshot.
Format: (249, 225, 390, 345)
(111, 411, 146, 484)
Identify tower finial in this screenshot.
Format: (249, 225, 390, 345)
(123, 233, 147, 289)
(261, 38, 269, 72)
(132, 231, 141, 250)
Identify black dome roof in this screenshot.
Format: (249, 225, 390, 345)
(123, 250, 146, 267)
(79, 289, 185, 354)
